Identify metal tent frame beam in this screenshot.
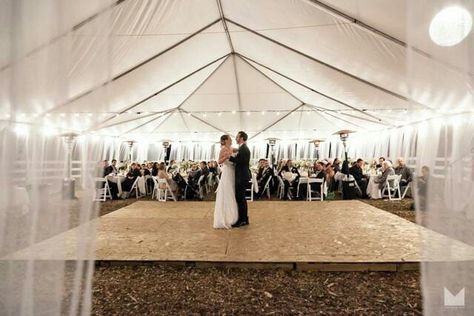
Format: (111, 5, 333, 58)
(226, 18, 434, 111)
(93, 111, 164, 132)
(179, 109, 228, 134)
(43, 18, 222, 115)
(250, 103, 305, 140)
(1, 0, 130, 72)
(305, 0, 474, 78)
(307, 103, 389, 127)
(119, 54, 231, 135)
(236, 53, 389, 125)
(120, 109, 176, 135)
(89, 53, 230, 131)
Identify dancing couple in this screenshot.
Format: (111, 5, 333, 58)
(213, 131, 251, 229)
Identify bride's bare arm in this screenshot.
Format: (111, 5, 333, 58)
(218, 148, 230, 164)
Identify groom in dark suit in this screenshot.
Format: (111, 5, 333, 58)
(230, 131, 251, 227)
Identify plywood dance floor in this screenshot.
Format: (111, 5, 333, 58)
(7, 201, 474, 271)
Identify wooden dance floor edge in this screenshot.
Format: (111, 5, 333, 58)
(5, 200, 474, 272)
(94, 260, 421, 272)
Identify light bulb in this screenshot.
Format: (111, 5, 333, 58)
(430, 6, 472, 46)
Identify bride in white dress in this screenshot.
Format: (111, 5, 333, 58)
(213, 135, 239, 229)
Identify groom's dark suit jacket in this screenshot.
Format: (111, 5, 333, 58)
(230, 143, 251, 184)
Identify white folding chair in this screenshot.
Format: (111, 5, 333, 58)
(93, 177, 112, 202)
(157, 178, 177, 202)
(382, 174, 402, 201)
(307, 178, 324, 201)
(260, 176, 273, 199)
(129, 176, 141, 199)
(297, 177, 308, 198)
(198, 174, 206, 199)
(151, 176, 159, 200)
(401, 182, 411, 199)
(276, 176, 285, 199)
(245, 180, 254, 201)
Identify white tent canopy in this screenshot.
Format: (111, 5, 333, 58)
(2, 0, 472, 144)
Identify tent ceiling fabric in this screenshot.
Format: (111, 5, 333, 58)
(3, 0, 472, 142)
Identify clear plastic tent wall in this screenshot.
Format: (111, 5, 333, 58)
(0, 0, 115, 314)
(407, 1, 474, 315)
(340, 0, 473, 314)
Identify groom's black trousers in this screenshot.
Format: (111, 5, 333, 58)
(235, 179, 248, 223)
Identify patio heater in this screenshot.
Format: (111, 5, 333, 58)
(309, 139, 325, 160)
(162, 140, 171, 164)
(334, 130, 354, 161)
(61, 132, 78, 199)
(125, 140, 135, 161)
(265, 138, 279, 167)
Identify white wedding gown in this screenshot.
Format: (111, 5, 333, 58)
(213, 160, 239, 229)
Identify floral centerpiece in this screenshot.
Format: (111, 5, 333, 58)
(293, 160, 314, 173)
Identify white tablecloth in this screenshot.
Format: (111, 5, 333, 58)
(106, 175, 126, 196)
(251, 173, 259, 193)
(367, 175, 382, 199)
(107, 175, 147, 196)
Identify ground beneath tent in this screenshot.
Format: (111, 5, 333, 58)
(90, 265, 421, 315)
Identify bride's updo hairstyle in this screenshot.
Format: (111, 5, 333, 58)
(220, 134, 229, 146)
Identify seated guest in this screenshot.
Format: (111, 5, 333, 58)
(256, 160, 274, 198)
(324, 161, 335, 192)
(415, 166, 430, 211)
(193, 161, 210, 186)
(277, 159, 287, 174)
(333, 158, 341, 173)
(299, 161, 326, 199)
(101, 160, 119, 199)
(121, 162, 141, 197)
(110, 159, 118, 174)
(103, 160, 113, 176)
(188, 164, 199, 180)
(191, 161, 210, 199)
(394, 158, 413, 190)
(374, 161, 395, 190)
(151, 162, 159, 176)
(349, 158, 368, 197)
(143, 162, 153, 193)
(279, 159, 300, 200)
(208, 161, 219, 175)
(167, 160, 177, 173)
(157, 162, 178, 196)
(256, 159, 266, 181)
(143, 162, 152, 176)
(312, 161, 326, 193)
(376, 157, 386, 169)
